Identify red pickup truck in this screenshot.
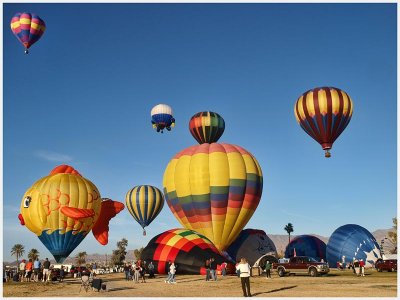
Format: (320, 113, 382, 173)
(273, 256, 330, 277)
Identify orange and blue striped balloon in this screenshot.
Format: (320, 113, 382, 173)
(294, 87, 353, 157)
(125, 185, 164, 235)
(10, 12, 46, 54)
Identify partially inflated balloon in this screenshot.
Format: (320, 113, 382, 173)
(151, 104, 175, 133)
(141, 228, 235, 275)
(284, 235, 326, 261)
(18, 165, 124, 262)
(226, 229, 277, 266)
(125, 185, 164, 235)
(163, 143, 263, 251)
(294, 87, 353, 157)
(189, 111, 225, 144)
(10, 12, 46, 54)
(326, 224, 382, 268)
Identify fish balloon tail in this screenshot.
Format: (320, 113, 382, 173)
(92, 199, 125, 245)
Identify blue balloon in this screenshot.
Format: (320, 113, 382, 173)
(284, 235, 326, 261)
(326, 224, 382, 268)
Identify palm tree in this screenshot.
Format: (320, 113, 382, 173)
(75, 251, 87, 265)
(28, 248, 40, 261)
(11, 244, 25, 266)
(284, 223, 294, 244)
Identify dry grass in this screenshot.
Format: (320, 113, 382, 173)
(3, 269, 397, 297)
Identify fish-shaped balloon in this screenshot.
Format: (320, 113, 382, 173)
(18, 165, 124, 262)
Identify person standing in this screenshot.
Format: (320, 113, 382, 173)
(19, 260, 26, 282)
(236, 258, 252, 297)
(165, 260, 172, 283)
(354, 259, 360, 276)
(134, 262, 141, 283)
(148, 261, 155, 279)
(205, 259, 211, 281)
(59, 266, 65, 282)
(42, 258, 51, 282)
(221, 262, 227, 277)
(124, 264, 130, 281)
(210, 258, 217, 281)
(25, 259, 33, 282)
(264, 261, 272, 279)
(359, 259, 365, 277)
(33, 258, 41, 282)
(168, 262, 177, 284)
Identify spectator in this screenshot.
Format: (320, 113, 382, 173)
(134, 262, 141, 283)
(264, 261, 272, 279)
(59, 266, 65, 282)
(124, 264, 130, 281)
(210, 258, 217, 281)
(166, 261, 176, 284)
(33, 258, 41, 282)
(221, 262, 227, 277)
(205, 259, 211, 281)
(359, 259, 365, 277)
(148, 261, 155, 278)
(19, 260, 26, 282)
(25, 259, 33, 282)
(236, 258, 252, 297)
(42, 258, 51, 282)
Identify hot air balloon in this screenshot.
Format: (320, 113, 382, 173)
(284, 235, 327, 261)
(189, 111, 225, 144)
(163, 113, 263, 252)
(18, 165, 125, 263)
(141, 228, 235, 275)
(326, 224, 382, 268)
(226, 229, 277, 266)
(151, 104, 175, 133)
(10, 12, 46, 54)
(125, 185, 164, 235)
(294, 87, 353, 158)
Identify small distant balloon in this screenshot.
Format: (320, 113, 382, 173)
(189, 111, 225, 144)
(10, 12, 46, 54)
(151, 104, 175, 133)
(294, 87, 353, 158)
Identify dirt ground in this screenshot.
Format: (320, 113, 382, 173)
(3, 269, 397, 297)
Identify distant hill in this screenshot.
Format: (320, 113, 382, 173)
(4, 229, 393, 266)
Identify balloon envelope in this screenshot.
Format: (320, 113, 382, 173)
(294, 87, 353, 157)
(125, 185, 164, 232)
(189, 111, 225, 144)
(226, 229, 277, 266)
(326, 224, 382, 268)
(163, 143, 263, 251)
(141, 228, 234, 275)
(284, 235, 326, 261)
(10, 12, 46, 51)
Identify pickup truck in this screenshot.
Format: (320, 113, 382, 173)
(272, 256, 329, 277)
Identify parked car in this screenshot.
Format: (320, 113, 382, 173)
(69, 266, 88, 276)
(375, 259, 397, 272)
(272, 256, 330, 277)
(93, 268, 105, 275)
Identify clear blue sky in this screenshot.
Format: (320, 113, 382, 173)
(3, 3, 397, 262)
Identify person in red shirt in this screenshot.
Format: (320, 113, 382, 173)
(25, 259, 33, 282)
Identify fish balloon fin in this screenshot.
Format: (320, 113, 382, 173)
(60, 207, 95, 219)
(49, 165, 82, 176)
(92, 199, 125, 245)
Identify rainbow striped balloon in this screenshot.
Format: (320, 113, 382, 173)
(294, 87, 353, 157)
(10, 12, 46, 54)
(189, 111, 225, 144)
(163, 143, 263, 252)
(125, 185, 164, 235)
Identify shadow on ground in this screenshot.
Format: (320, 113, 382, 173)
(252, 285, 297, 296)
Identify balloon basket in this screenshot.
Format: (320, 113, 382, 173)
(325, 150, 331, 158)
(143, 230, 146, 236)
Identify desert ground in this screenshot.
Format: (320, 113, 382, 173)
(3, 269, 397, 297)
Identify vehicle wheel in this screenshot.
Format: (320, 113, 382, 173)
(278, 268, 285, 277)
(391, 268, 395, 272)
(377, 268, 382, 272)
(309, 268, 317, 277)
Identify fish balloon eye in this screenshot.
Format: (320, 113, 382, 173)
(24, 196, 32, 208)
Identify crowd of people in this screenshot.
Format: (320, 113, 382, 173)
(123, 260, 156, 283)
